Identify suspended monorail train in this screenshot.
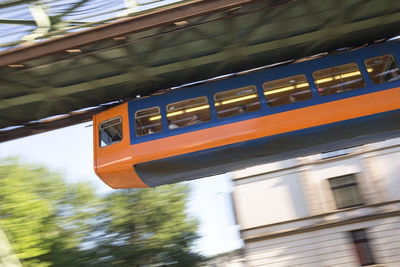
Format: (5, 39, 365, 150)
(93, 40, 400, 188)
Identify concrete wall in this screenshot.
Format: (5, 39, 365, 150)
(234, 172, 308, 229)
(231, 137, 400, 267)
(244, 216, 400, 267)
(372, 151, 400, 200)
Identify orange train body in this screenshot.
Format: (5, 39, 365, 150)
(94, 41, 400, 188)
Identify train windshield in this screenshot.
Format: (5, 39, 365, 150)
(99, 117, 123, 147)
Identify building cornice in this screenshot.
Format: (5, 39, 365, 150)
(242, 199, 400, 242)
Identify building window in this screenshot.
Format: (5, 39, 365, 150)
(99, 117, 123, 147)
(350, 229, 376, 266)
(328, 174, 363, 209)
(166, 96, 211, 129)
(135, 107, 162, 136)
(365, 54, 400, 84)
(214, 86, 261, 118)
(313, 63, 365, 96)
(263, 74, 312, 107)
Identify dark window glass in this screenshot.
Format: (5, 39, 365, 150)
(135, 107, 162, 136)
(214, 86, 261, 118)
(99, 117, 123, 147)
(263, 74, 312, 107)
(313, 63, 365, 96)
(329, 174, 363, 209)
(350, 229, 376, 266)
(365, 55, 400, 84)
(166, 96, 210, 129)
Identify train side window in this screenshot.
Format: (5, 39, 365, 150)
(365, 55, 400, 84)
(313, 63, 365, 96)
(135, 107, 162, 136)
(99, 117, 123, 148)
(263, 74, 312, 107)
(166, 96, 211, 129)
(214, 86, 261, 119)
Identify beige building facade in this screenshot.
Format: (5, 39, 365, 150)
(231, 137, 400, 267)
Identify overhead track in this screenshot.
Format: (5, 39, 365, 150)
(0, 0, 400, 142)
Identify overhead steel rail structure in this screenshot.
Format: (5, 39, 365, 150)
(1, 0, 400, 142)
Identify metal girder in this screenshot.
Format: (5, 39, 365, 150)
(0, 0, 148, 49)
(0, 0, 274, 67)
(0, 0, 36, 9)
(0, 105, 115, 142)
(0, 19, 36, 25)
(21, 3, 51, 42)
(1, 9, 399, 109)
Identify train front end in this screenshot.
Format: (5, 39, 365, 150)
(93, 103, 149, 189)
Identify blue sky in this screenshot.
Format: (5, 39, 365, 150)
(0, 122, 242, 256)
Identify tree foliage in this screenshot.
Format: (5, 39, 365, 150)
(0, 159, 203, 266)
(93, 186, 203, 267)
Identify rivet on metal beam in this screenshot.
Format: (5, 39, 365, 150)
(174, 21, 188, 26)
(65, 49, 82, 53)
(227, 6, 242, 14)
(113, 36, 127, 41)
(8, 64, 24, 68)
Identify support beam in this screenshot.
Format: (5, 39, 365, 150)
(21, 3, 51, 42)
(0, 105, 115, 142)
(2, 9, 400, 111)
(0, 19, 36, 25)
(0, 0, 275, 67)
(0, 0, 36, 9)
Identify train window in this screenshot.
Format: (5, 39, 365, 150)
(313, 63, 365, 96)
(263, 74, 312, 107)
(365, 55, 400, 84)
(99, 117, 123, 148)
(214, 86, 261, 118)
(166, 96, 211, 129)
(135, 107, 162, 136)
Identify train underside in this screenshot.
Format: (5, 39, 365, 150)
(136, 109, 400, 187)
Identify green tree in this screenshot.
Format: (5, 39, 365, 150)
(0, 158, 101, 267)
(91, 185, 204, 267)
(0, 159, 204, 266)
